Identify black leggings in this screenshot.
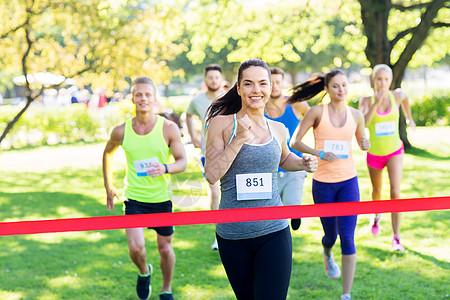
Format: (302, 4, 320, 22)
(217, 227, 292, 300)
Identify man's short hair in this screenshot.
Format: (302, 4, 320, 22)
(204, 64, 222, 76)
(270, 67, 284, 78)
(131, 76, 155, 95)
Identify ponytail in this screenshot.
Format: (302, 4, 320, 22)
(206, 83, 241, 125)
(288, 75, 325, 103)
(288, 69, 345, 103)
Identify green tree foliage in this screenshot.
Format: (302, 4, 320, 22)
(184, 0, 352, 78)
(0, 0, 185, 143)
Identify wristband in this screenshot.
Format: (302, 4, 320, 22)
(319, 151, 324, 160)
(164, 164, 169, 174)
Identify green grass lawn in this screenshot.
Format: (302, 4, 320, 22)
(0, 127, 449, 299)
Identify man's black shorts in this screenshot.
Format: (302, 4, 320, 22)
(124, 199, 174, 236)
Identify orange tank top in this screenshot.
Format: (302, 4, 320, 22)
(313, 104, 357, 183)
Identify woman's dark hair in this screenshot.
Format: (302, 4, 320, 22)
(206, 58, 270, 124)
(288, 69, 345, 103)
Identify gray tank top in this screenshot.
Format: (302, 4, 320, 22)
(216, 115, 289, 240)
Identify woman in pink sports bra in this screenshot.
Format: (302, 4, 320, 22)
(359, 64, 415, 251)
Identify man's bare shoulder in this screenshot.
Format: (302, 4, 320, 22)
(110, 123, 125, 142)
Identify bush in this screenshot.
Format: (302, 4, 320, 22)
(0, 101, 134, 150)
(411, 90, 449, 126)
(347, 89, 449, 126)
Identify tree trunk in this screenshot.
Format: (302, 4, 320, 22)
(359, 0, 392, 66)
(0, 96, 33, 143)
(390, 65, 411, 149)
(289, 70, 297, 85)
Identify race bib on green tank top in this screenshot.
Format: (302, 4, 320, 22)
(375, 121, 396, 137)
(133, 157, 159, 177)
(236, 173, 272, 200)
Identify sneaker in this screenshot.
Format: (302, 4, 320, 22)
(291, 218, 301, 231)
(136, 264, 153, 300)
(211, 238, 219, 251)
(341, 293, 352, 300)
(159, 292, 174, 300)
(370, 215, 381, 236)
(322, 251, 341, 279)
(392, 235, 405, 251)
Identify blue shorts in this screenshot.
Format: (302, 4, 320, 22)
(124, 199, 174, 236)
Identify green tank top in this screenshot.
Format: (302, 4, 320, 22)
(122, 116, 172, 203)
(367, 92, 402, 156)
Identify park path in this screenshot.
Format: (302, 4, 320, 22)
(0, 143, 125, 172)
(0, 142, 211, 209)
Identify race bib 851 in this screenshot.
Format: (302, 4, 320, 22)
(236, 173, 272, 200)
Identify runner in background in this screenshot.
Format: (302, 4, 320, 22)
(264, 67, 310, 230)
(186, 64, 224, 250)
(290, 70, 370, 300)
(103, 76, 187, 300)
(359, 64, 415, 251)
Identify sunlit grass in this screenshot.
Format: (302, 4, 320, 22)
(0, 126, 448, 299)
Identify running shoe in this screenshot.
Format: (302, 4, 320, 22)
(341, 293, 352, 300)
(136, 264, 153, 300)
(159, 292, 174, 300)
(392, 235, 405, 251)
(370, 215, 381, 236)
(322, 251, 341, 279)
(291, 218, 301, 231)
(211, 238, 219, 251)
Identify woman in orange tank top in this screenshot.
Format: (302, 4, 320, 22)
(290, 70, 370, 300)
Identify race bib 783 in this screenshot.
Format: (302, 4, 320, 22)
(324, 140, 350, 159)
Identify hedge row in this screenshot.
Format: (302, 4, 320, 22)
(0, 102, 134, 150)
(347, 89, 449, 126)
(0, 90, 448, 150)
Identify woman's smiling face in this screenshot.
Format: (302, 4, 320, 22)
(237, 66, 272, 110)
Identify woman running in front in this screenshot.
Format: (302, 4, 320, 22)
(358, 64, 415, 251)
(290, 69, 370, 300)
(204, 58, 317, 300)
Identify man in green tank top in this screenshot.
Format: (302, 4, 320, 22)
(103, 76, 187, 300)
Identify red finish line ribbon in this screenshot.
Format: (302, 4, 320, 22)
(0, 196, 449, 236)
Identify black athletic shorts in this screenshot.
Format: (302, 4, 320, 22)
(124, 199, 174, 236)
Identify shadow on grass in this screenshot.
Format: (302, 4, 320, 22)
(0, 190, 231, 299)
(405, 248, 450, 270)
(406, 146, 450, 160)
(0, 191, 108, 220)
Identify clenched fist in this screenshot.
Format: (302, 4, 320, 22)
(302, 155, 318, 173)
(237, 114, 252, 140)
(360, 136, 370, 151)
